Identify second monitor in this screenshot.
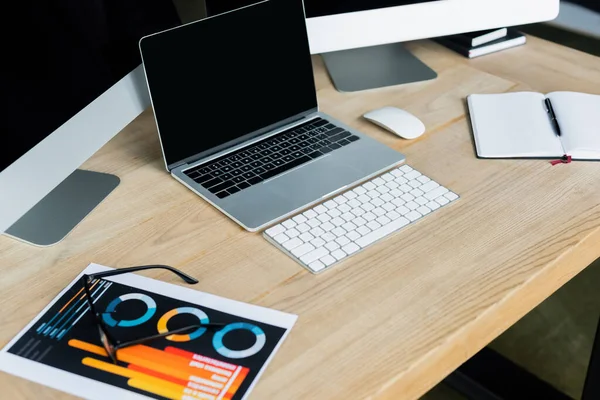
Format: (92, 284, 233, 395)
(207, 0, 559, 91)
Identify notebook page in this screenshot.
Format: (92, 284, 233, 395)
(546, 92, 600, 159)
(468, 92, 564, 158)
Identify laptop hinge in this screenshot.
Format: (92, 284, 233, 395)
(167, 108, 318, 172)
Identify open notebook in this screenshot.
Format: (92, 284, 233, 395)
(468, 91, 600, 160)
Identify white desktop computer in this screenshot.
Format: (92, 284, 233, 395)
(207, 0, 559, 91)
(0, 1, 205, 246)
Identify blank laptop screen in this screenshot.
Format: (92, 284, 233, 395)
(140, 0, 317, 168)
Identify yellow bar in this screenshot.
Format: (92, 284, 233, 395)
(82, 357, 187, 399)
(69, 339, 108, 357)
(128, 378, 184, 400)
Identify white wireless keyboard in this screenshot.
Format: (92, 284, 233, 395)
(263, 164, 459, 274)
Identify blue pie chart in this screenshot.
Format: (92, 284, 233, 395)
(102, 293, 157, 328)
(213, 322, 266, 359)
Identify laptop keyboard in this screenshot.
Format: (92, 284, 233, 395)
(183, 118, 360, 199)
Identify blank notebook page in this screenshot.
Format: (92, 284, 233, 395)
(468, 92, 564, 158)
(547, 91, 600, 159)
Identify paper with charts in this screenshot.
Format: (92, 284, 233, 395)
(0, 263, 297, 400)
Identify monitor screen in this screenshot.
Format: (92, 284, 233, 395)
(2, 1, 194, 173)
(140, 0, 317, 167)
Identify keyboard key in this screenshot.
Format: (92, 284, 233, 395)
(320, 255, 336, 266)
(406, 201, 419, 210)
(399, 165, 413, 173)
(216, 191, 229, 199)
(347, 135, 359, 142)
(427, 201, 440, 210)
(417, 206, 431, 215)
(331, 217, 345, 226)
(331, 249, 347, 261)
(266, 224, 285, 237)
(356, 225, 371, 236)
(227, 186, 240, 194)
(300, 247, 329, 265)
(261, 155, 312, 180)
(436, 196, 450, 206)
(297, 223, 311, 233)
(322, 233, 337, 244)
(325, 241, 339, 251)
(342, 243, 360, 255)
(336, 236, 351, 246)
(356, 217, 410, 248)
(329, 143, 341, 150)
(202, 177, 223, 188)
(346, 230, 361, 241)
(221, 173, 233, 180)
(331, 227, 346, 237)
(406, 211, 422, 222)
(307, 219, 321, 228)
(310, 227, 325, 237)
(311, 237, 326, 248)
(293, 214, 308, 224)
(303, 209, 318, 219)
(282, 237, 303, 251)
(193, 174, 214, 184)
(287, 228, 300, 238)
(308, 260, 326, 272)
(273, 233, 290, 244)
(324, 200, 338, 209)
(248, 176, 264, 185)
(321, 222, 335, 232)
(425, 186, 449, 201)
(209, 180, 235, 194)
(308, 151, 323, 159)
(238, 182, 251, 189)
(445, 192, 459, 201)
(291, 243, 315, 258)
(338, 139, 351, 146)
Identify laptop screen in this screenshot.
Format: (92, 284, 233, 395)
(140, 0, 318, 168)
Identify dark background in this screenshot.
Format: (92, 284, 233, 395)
(2, 0, 183, 173)
(8, 279, 287, 400)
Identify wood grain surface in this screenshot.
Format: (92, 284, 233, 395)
(1, 36, 599, 399)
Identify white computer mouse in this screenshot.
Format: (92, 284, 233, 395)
(363, 106, 426, 139)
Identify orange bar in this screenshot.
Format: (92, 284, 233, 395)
(165, 347, 237, 371)
(69, 340, 227, 385)
(83, 357, 192, 399)
(125, 346, 225, 382)
(226, 368, 249, 394)
(69, 339, 108, 357)
(129, 364, 189, 387)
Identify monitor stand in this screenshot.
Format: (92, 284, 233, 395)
(321, 42, 437, 92)
(5, 169, 120, 247)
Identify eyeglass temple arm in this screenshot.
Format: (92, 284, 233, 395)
(113, 323, 226, 350)
(86, 265, 198, 284)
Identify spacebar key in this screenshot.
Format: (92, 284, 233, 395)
(260, 156, 312, 180)
(355, 217, 410, 248)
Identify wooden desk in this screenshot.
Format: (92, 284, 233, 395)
(1, 36, 600, 399)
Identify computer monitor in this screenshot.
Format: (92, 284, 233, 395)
(1, 1, 205, 246)
(206, 0, 559, 91)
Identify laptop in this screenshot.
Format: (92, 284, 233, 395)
(139, 0, 405, 231)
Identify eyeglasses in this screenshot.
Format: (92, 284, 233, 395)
(82, 265, 225, 364)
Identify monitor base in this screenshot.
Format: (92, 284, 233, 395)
(321, 42, 437, 92)
(5, 169, 120, 247)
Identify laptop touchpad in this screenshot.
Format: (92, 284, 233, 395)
(268, 156, 363, 203)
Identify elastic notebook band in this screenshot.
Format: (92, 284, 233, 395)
(550, 155, 572, 166)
